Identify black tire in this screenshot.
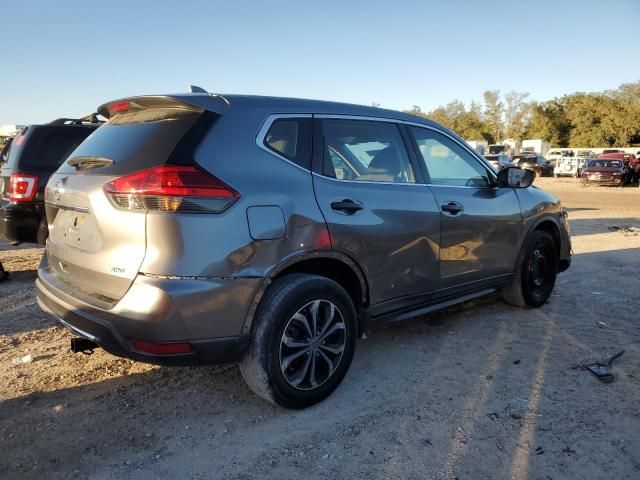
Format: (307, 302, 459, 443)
(239, 273, 357, 409)
(502, 230, 558, 308)
(36, 217, 49, 245)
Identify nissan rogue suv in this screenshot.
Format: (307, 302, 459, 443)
(36, 92, 571, 408)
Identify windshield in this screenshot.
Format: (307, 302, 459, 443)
(588, 159, 622, 168)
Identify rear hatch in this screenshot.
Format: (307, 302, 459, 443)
(43, 97, 219, 306)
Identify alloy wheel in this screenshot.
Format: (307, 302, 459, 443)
(279, 300, 346, 391)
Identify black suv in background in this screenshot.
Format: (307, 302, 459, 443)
(513, 153, 554, 177)
(0, 117, 101, 245)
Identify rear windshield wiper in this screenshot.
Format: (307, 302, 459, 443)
(67, 156, 114, 170)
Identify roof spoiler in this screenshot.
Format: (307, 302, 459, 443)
(98, 87, 230, 120)
(97, 96, 207, 119)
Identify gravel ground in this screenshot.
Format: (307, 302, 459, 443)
(1, 178, 639, 480)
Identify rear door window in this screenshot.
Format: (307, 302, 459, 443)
(321, 119, 415, 183)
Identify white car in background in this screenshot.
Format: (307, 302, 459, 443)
(547, 149, 573, 168)
(554, 150, 595, 177)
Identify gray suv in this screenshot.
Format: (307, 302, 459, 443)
(36, 92, 571, 408)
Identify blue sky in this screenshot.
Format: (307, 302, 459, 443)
(1, 0, 639, 124)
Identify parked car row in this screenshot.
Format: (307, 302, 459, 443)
(0, 88, 572, 408)
(485, 147, 639, 187)
(580, 151, 639, 186)
(485, 151, 554, 177)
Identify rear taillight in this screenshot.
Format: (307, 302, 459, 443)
(103, 165, 239, 213)
(9, 173, 39, 202)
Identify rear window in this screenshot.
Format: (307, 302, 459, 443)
(19, 127, 96, 170)
(57, 109, 210, 176)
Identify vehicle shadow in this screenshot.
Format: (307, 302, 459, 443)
(568, 217, 640, 236)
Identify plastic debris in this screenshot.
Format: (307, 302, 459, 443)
(12, 354, 33, 365)
(608, 225, 638, 233)
(573, 350, 625, 383)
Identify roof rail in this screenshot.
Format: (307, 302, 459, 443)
(49, 113, 103, 125)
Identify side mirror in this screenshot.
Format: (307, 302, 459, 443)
(497, 166, 535, 188)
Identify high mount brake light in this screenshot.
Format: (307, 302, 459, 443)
(110, 102, 130, 113)
(103, 165, 240, 213)
(9, 173, 38, 202)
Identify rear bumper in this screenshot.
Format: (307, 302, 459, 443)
(0, 201, 40, 243)
(36, 261, 261, 366)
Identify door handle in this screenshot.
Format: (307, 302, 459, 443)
(441, 202, 464, 215)
(331, 199, 363, 214)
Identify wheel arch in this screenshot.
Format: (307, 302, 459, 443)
(241, 251, 369, 336)
(523, 216, 562, 261)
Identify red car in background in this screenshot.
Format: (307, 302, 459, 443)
(581, 158, 627, 187)
(596, 152, 638, 183)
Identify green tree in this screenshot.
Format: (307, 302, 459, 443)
(483, 90, 503, 142)
(405, 80, 640, 147)
(526, 100, 571, 147)
(504, 91, 530, 140)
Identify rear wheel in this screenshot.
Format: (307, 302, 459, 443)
(502, 230, 558, 308)
(240, 273, 357, 409)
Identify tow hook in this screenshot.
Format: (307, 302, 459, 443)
(70, 337, 98, 355)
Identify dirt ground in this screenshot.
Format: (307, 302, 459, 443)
(1, 178, 639, 480)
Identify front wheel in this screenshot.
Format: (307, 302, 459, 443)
(240, 273, 357, 409)
(502, 230, 558, 308)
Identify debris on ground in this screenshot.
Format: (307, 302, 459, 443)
(608, 225, 639, 235)
(487, 412, 500, 421)
(12, 354, 33, 365)
(421, 438, 432, 447)
(536, 446, 544, 455)
(573, 350, 625, 383)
